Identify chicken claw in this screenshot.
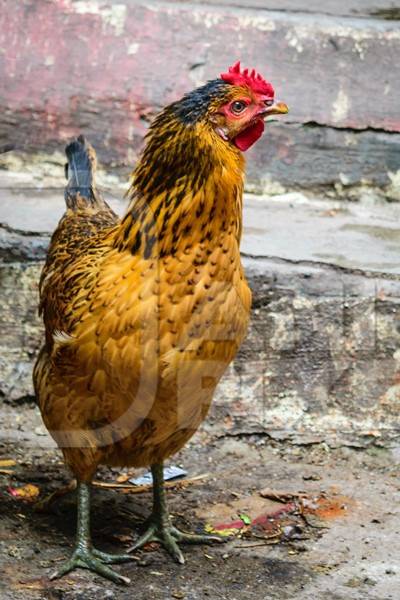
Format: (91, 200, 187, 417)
(129, 521, 225, 564)
(128, 463, 225, 564)
(49, 482, 133, 585)
(50, 547, 132, 585)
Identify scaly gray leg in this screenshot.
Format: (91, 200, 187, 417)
(50, 482, 133, 585)
(128, 463, 224, 564)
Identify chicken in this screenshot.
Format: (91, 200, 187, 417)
(33, 62, 288, 584)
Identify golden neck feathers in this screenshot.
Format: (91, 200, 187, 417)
(114, 107, 245, 258)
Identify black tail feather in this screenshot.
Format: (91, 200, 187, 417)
(65, 135, 99, 207)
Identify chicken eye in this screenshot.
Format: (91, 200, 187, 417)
(231, 101, 247, 115)
(264, 99, 274, 107)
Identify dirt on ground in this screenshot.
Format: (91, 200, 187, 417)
(0, 402, 399, 600)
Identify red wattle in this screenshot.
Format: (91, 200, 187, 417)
(233, 119, 265, 151)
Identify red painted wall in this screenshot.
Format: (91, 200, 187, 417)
(1, 0, 399, 188)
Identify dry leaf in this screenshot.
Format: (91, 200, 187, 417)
(259, 488, 308, 503)
(113, 534, 133, 543)
(204, 523, 239, 537)
(8, 484, 40, 501)
(116, 473, 132, 483)
(93, 473, 208, 494)
(15, 580, 45, 591)
(0, 459, 16, 468)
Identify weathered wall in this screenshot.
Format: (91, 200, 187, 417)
(2, 244, 400, 445)
(2, 190, 400, 446)
(0, 0, 399, 194)
(213, 258, 400, 445)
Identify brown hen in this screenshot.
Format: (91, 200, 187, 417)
(33, 63, 288, 584)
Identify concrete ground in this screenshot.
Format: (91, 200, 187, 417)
(0, 402, 399, 600)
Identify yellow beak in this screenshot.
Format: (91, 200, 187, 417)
(262, 102, 289, 117)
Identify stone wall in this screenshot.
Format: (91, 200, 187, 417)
(1, 190, 400, 445)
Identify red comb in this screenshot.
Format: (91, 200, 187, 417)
(220, 61, 274, 97)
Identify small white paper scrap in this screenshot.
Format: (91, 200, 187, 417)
(129, 465, 188, 486)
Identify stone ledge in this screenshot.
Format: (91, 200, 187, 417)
(163, 0, 400, 19)
(3, 121, 400, 196)
(2, 185, 400, 275)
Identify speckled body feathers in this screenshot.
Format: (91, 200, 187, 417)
(33, 85, 252, 481)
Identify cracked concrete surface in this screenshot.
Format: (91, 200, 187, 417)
(0, 405, 399, 600)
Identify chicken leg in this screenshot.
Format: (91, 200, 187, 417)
(128, 463, 224, 563)
(50, 482, 133, 585)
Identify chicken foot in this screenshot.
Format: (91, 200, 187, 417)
(50, 482, 133, 585)
(128, 463, 224, 564)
